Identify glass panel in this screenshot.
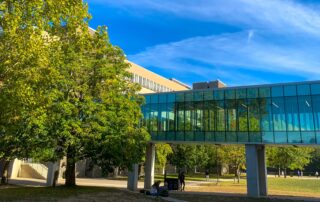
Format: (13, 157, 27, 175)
(205, 132, 215, 142)
(214, 90, 224, 100)
(313, 95, 320, 131)
(226, 100, 237, 131)
(167, 103, 175, 131)
(301, 132, 316, 144)
(176, 103, 184, 131)
(145, 95, 151, 104)
(248, 99, 260, 132)
(204, 91, 213, 100)
(176, 131, 184, 141)
(185, 131, 194, 141)
(144, 104, 151, 131)
(150, 104, 158, 132)
(297, 84, 310, 96)
(185, 92, 193, 101)
(272, 97, 286, 131)
(284, 85, 296, 96)
(238, 132, 248, 142)
(226, 132, 237, 142)
(260, 98, 273, 132)
(185, 102, 193, 131)
(225, 89, 235, 99)
(250, 132, 262, 143)
(215, 132, 226, 142)
(168, 93, 175, 102)
(159, 104, 167, 132)
(274, 132, 287, 143)
(272, 86, 283, 97)
(285, 96, 300, 131)
(236, 89, 247, 99)
(203, 101, 216, 131)
(287, 132, 301, 143)
(259, 87, 271, 98)
(311, 83, 320, 95)
(176, 93, 184, 102)
(298, 96, 314, 131)
(216, 100, 225, 131)
(194, 91, 203, 101)
(237, 99, 248, 132)
(158, 132, 166, 140)
(247, 88, 259, 99)
(151, 132, 158, 140)
(194, 102, 203, 131)
(166, 132, 175, 141)
(159, 94, 167, 103)
(262, 132, 274, 143)
(151, 94, 159, 103)
(317, 132, 320, 144)
(195, 132, 205, 141)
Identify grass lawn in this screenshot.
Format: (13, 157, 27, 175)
(181, 177, 320, 199)
(0, 186, 160, 202)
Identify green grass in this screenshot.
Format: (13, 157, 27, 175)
(268, 178, 320, 193)
(0, 186, 118, 201)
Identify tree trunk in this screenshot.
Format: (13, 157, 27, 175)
(113, 167, 119, 178)
(284, 168, 287, 178)
(0, 159, 9, 184)
(65, 146, 76, 186)
(278, 166, 281, 177)
(236, 167, 240, 183)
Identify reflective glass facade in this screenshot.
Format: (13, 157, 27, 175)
(141, 81, 320, 145)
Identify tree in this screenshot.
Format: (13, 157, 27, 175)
(169, 144, 209, 173)
(267, 146, 314, 178)
(222, 145, 245, 183)
(0, 0, 60, 182)
(0, 1, 149, 186)
(155, 144, 173, 174)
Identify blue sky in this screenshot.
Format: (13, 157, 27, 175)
(88, 0, 320, 87)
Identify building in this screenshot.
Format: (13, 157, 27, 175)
(127, 61, 190, 93)
(139, 80, 320, 198)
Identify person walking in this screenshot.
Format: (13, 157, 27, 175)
(316, 171, 319, 178)
(205, 170, 210, 181)
(178, 171, 185, 191)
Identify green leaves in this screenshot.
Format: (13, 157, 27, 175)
(0, 0, 149, 181)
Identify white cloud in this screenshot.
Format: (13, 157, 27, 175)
(90, 0, 320, 85)
(128, 31, 320, 85)
(90, 0, 320, 36)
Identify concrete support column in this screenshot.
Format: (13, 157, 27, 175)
(7, 159, 21, 179)
(144, 143, 155, 189)
(245, 144, 267, 197)
(46, 161, 60, 186)
(127, 164, 139, 191)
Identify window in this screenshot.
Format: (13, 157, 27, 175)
(284, 85, 296, 96)
(272, 86, 283, 97)
(272, 97, 286, 131)
(285, 96, 300, 131)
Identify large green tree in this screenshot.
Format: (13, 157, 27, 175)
(267, 146, 314, 178)
(0, 0, 149, 186)
(155, 144, 173, 174)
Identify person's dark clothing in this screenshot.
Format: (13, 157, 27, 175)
(178, 172, 185, 191)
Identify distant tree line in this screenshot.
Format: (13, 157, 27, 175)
(155, 144, 318, 182)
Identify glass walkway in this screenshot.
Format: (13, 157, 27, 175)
(141, 80, 320, 145)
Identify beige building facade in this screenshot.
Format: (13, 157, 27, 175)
(127, 61, 190, 93)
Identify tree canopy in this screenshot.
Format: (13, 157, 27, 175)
(0, 0, 149, 186)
